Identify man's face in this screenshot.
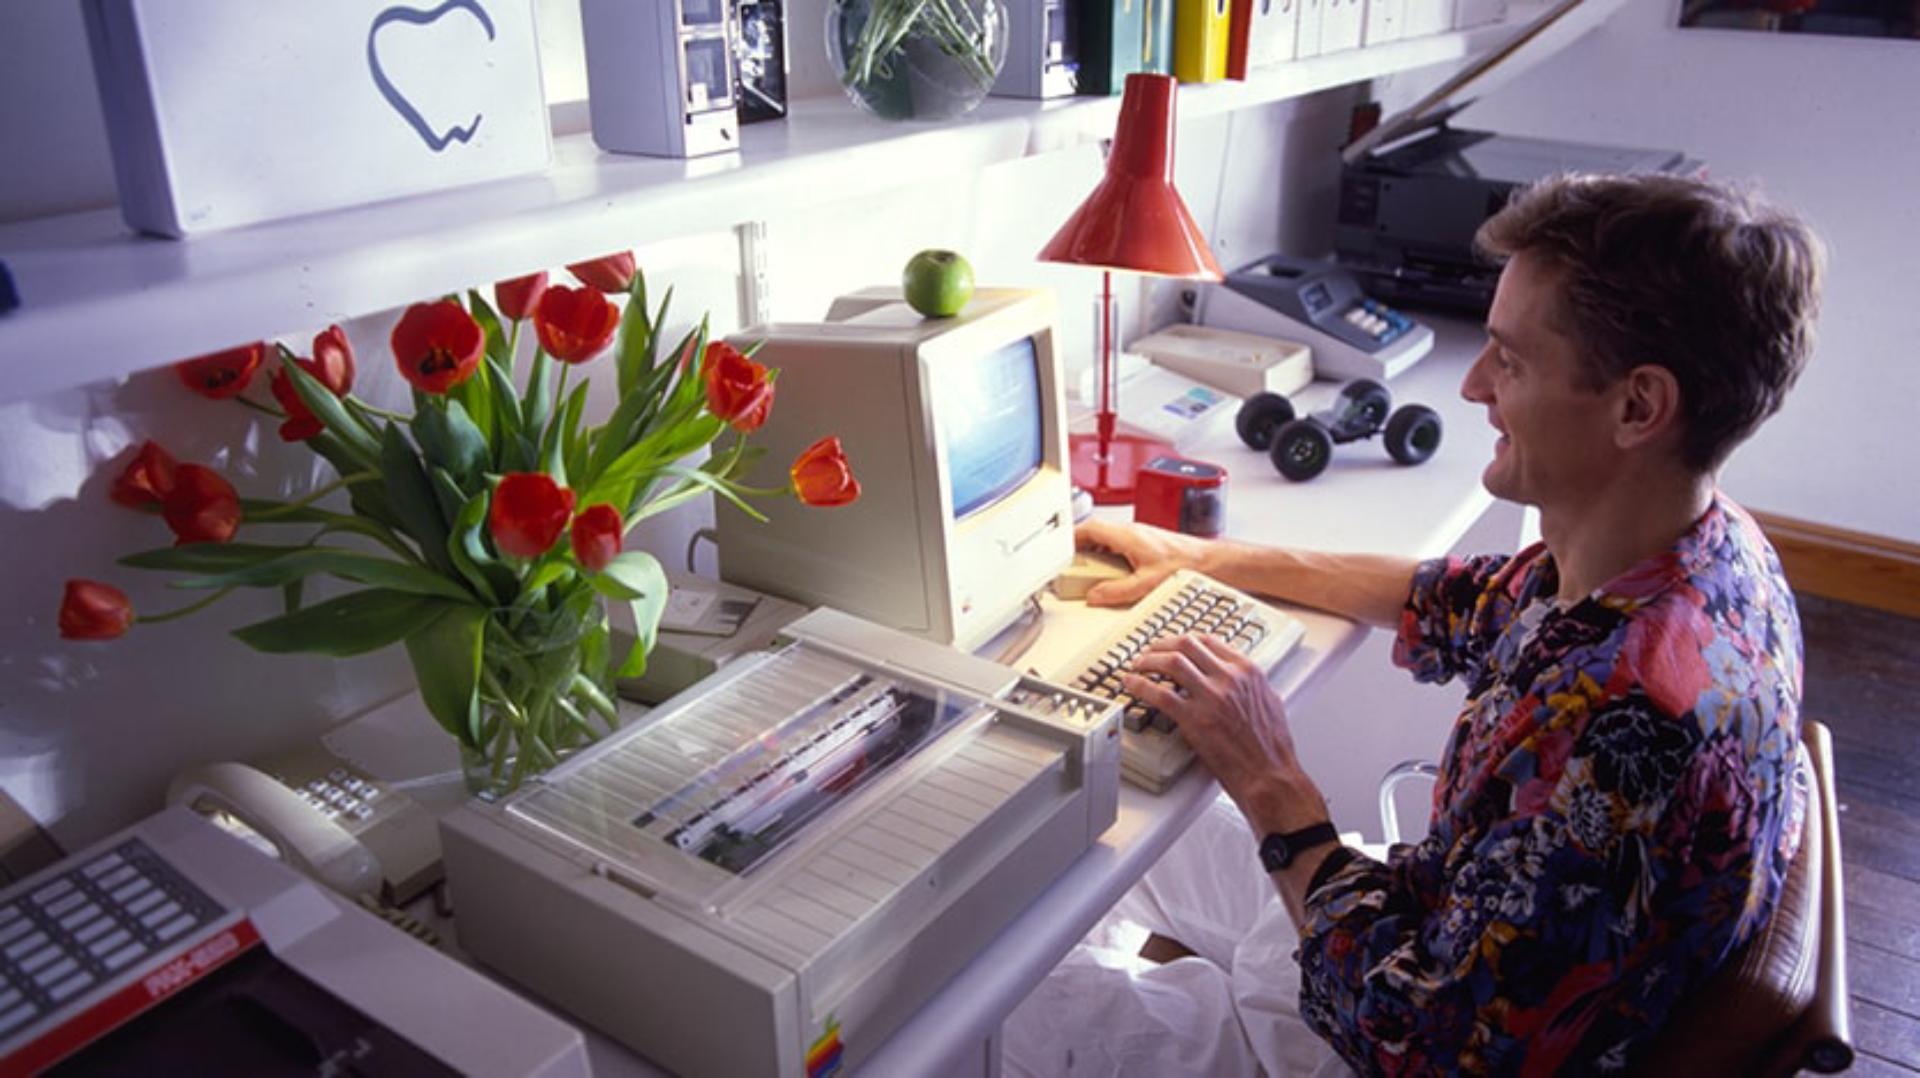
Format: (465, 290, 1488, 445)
(1459, 252, 1621, 511)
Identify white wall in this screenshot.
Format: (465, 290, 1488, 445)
(1390, 3, 1920, 543)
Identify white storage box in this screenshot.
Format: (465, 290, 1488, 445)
(82, 0, 551, 237)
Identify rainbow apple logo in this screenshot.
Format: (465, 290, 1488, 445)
(368, 0, 497, 152)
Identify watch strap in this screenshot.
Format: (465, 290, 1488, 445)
(1258, 822, 1339, 872)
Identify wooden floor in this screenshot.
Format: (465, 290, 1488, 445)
(1798, 593, 1920, 1074)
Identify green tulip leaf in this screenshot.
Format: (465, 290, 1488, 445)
(403, 603, 487, 745)
(233, 589, 455, 657)
(120, 542, 314, 572)
(614, 272, 658, 399)
(378, 424, 458, 577)
(524, 349, 555, 438)
(602, 551, 667, 679)
(282, 357, 380, 465)
(467, 289, 513, 370)
(445, 490, 506, 605)
(173, 548, 473, 601)
(413, 399, 488, 487)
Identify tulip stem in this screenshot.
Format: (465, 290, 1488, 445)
(136, 587, 236, 624)
(245, 471, 382, 519)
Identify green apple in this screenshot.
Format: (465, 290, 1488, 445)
(902, 249, 975, 318)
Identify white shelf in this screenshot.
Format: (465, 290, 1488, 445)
(0, 19, 1524, 406)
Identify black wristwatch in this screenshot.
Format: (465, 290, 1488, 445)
(1258, 822, 1339, 872)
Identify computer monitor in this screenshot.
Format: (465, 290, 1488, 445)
(715, 288, 1075, 652)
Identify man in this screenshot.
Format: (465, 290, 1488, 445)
(1003, 173, 1824, 1075)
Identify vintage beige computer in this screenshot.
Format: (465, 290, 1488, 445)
(714, 287, 1076, 652)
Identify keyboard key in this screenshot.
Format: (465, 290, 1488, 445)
(57, 901, 101, 931)
(33, 957, 78, 987)
(154, 914, 196, 942)
(102, 942, 145, 970)
(139, 901, 182, 930)
(124, 889, 165, 917)
(17, 943, 59, 973)
(48, 971, 93, 1002)
(87, 928, 132, 957)
(0, 918, 32, 947)
(5, 932, 50, 961)
(96, 864, 138, 891)
(73, 917, 115, 944)
(82, 853, 125, 878)
(31, 879, 74, 905)
(0, 1001, 36, 1036)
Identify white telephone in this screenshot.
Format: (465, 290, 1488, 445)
(167, 742, 442, 908)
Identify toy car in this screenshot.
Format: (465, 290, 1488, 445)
(1234, 378, 1442, 481)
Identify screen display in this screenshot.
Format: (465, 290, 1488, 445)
(937, 336, 1044, 519)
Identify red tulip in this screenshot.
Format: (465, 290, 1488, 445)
(110, 440, 179, 508)
(270, 326, 356, 442)
(495, 272, 548, 323)
(702, 341, 774, 433)
(566, 252, 636, 294)
(162, 463, 241, 545)
(570, 503, 623, 572)
(175, 342, 265, 399)
(489, 473, 576, 559)
(791, 436, 861, 507)
(392, 301, 484, 394)
(59, 579, 133, 640)
(533, 285, 620, 364)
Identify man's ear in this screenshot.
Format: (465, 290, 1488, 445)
(1615, 364, 1683, 451)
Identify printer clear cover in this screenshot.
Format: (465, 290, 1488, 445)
(503, 641, 1009, 915)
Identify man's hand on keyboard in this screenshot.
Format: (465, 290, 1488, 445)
(1122, 634, 1329, 834)
(1075, 519, 1211, 607)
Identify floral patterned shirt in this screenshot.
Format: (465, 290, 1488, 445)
(1296, 499, 1805, 1075)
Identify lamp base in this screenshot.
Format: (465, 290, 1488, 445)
(1070, 430, 1176, 505)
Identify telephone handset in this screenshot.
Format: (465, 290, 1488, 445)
(167, 742, 443, 907)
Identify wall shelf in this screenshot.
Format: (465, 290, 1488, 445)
(0, 16, 1529, 406)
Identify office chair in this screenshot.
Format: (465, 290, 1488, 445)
(1374, 720, 1854, 1074)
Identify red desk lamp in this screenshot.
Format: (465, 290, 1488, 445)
(1039, 72, 1223, 505)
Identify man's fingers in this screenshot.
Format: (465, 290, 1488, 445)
(1145, 633, 1234, 678)
(1085, 567, 1168, 608)
(1192, 632, 1258, 673)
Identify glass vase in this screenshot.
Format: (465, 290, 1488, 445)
(826, 0, 1010, 121)
(459, 602, 617, 802)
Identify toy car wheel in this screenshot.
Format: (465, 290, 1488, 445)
(1334, 379, 1393, 434)
(1384, 404, 1443, 465)
(1235, 392, 1296, 450)
(1271, 419, 1333, 481)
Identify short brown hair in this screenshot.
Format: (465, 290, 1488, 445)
(1476, 173, 1824, 471)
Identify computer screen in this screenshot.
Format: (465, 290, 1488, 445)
(714, 288, 1075, 651)
(939, 336, 1043, 519)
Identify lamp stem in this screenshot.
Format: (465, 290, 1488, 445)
(1097, 269, 1116, 450)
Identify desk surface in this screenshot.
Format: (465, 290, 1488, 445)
(861, 317, 1499, 1076)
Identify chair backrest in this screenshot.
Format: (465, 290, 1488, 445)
(1633, 719, 1854, 1075)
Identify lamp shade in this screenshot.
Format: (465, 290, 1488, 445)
(1038, 73, 1223, 281)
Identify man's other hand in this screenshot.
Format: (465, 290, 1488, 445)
(1075, 519, 1211, 607)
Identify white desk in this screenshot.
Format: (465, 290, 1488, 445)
(340, 316, 1499, 1077)
(862, 316, 1499, 1076)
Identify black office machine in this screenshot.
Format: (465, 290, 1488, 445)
(1332, 1, 1704, 314)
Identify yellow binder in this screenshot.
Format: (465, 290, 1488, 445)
(1174, 0, 1231, 83)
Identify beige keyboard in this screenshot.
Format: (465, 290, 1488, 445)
(1038, 569, 1305, 792)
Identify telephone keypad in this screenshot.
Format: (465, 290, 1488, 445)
(0, 838, 226, 1042)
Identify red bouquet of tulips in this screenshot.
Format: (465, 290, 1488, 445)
(61, 253, 860, 795)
